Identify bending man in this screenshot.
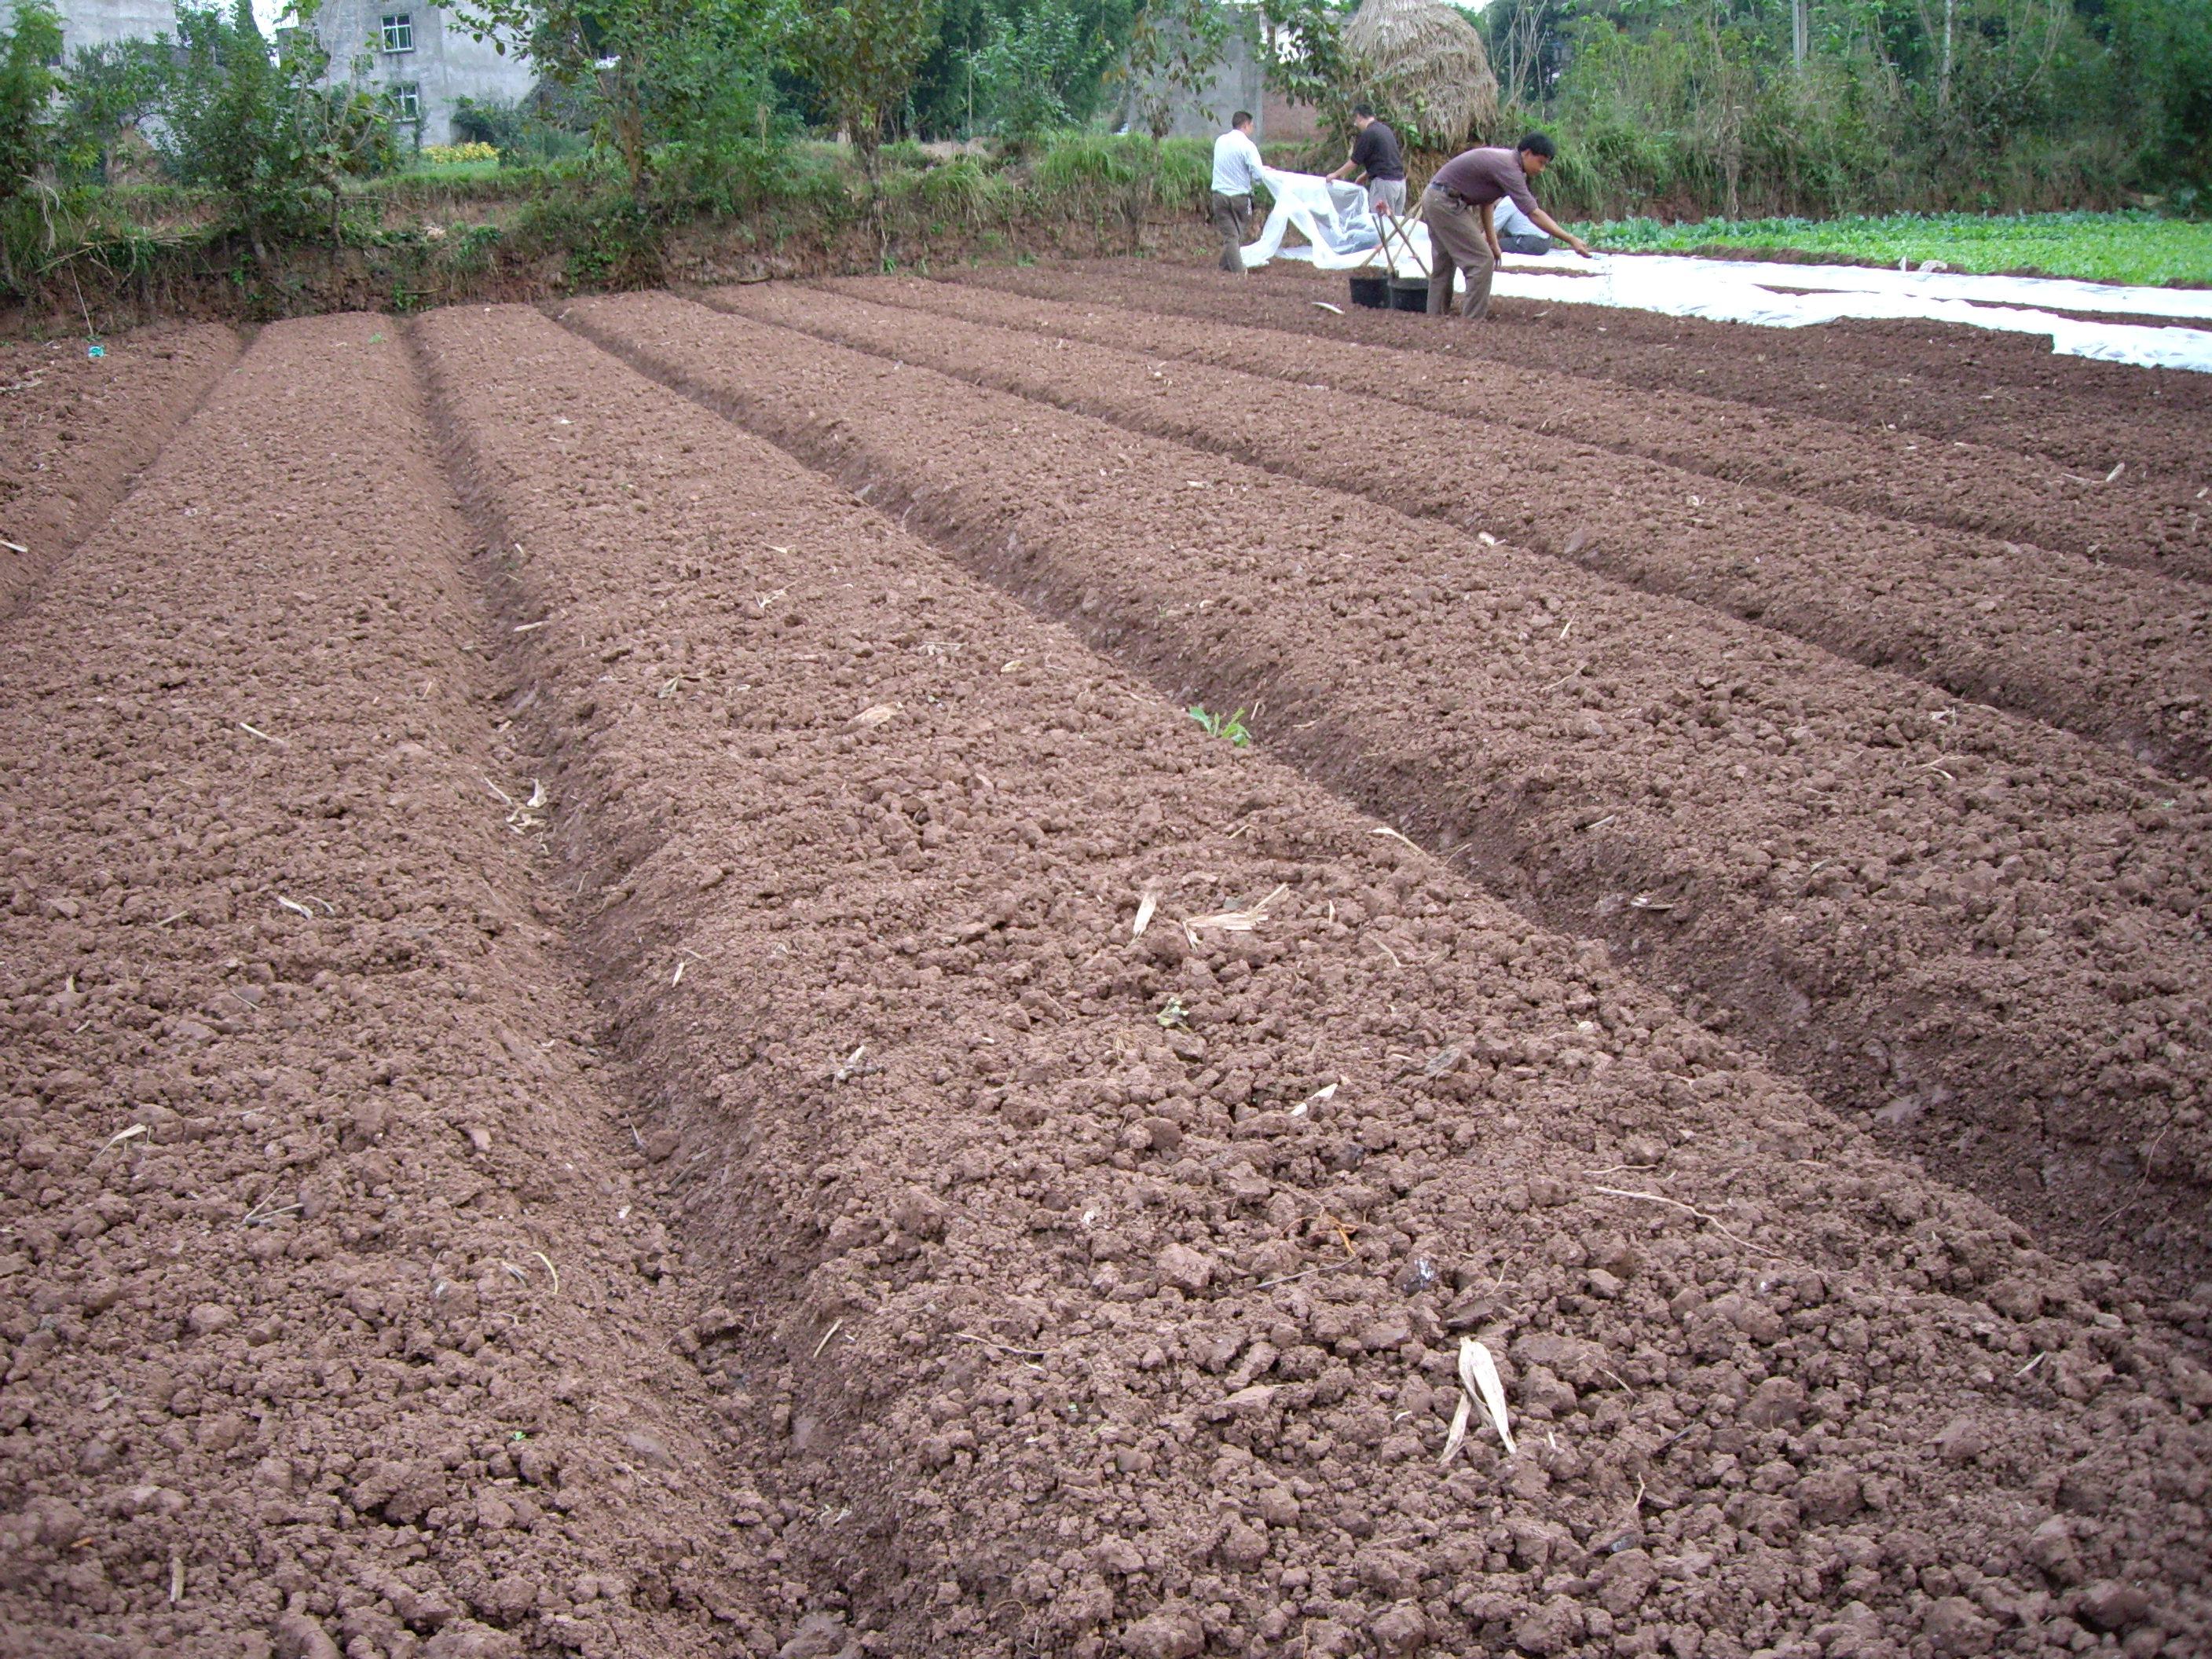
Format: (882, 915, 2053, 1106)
(1210, 112, 1265, 274)
(1418, 132, 1592, 318)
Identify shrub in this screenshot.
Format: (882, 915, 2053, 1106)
(0, 0, 68, 295)
(156, 0, 397, 258)
(421, 141, 501, 166)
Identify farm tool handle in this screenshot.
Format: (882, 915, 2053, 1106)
(1375, 211, 1429, 281)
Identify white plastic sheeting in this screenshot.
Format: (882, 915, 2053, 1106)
(1580, 251, 2212, 322)
(1239, 170, 1386, 269)
(1239, 168, 2212, 374)
(1492, 261, 2212, 374)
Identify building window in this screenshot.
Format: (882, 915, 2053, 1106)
(380, 13, 414, 53)
(390, 81, 422, 121)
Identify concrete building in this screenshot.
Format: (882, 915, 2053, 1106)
(9, 2, 533, 150)
(307, 2, 533, 147)
(12, 0, 176, 53)
(1115, 27, 1324, 147)
(1117, 28, 1264, 140)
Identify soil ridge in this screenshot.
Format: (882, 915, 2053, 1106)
(0, 323, 242, 622)
(0, 312, 780, 1655)
(960, 259, 2212, 491)
(565, 289, 2212, 1288)
(429, 299, 2212, 1656)
(862, 273, 2210, 586)
(734, 280, 2212, 782)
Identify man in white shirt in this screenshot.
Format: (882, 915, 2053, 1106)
(1210, 112, 1265, 273)
(1492, 196, 1553, 255)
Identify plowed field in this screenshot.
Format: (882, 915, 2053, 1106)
(3, 276, 2208, 1659)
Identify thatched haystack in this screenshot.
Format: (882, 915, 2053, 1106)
(1342, 0, 1501, 149)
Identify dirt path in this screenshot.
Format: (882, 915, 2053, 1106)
(567, 289, 2212, 1289)
(0, 324, 240, 619)
(957, 259, 2212, 493)
(0, 314, 782, 1657)
(721, 280, 2211, 781)
(848, 273, 2207, 584)
(423, 301, 2212, 1657)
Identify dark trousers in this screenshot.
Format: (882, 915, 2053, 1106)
(1210, 191, 1253, 273)
(1419, 187, 1496, 318)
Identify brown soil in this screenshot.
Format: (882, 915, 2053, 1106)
(4, 278, 2209, 1658)
(957, 258, 2212, 500)
(0, 324, 240, 617)
(579, 285, 2212, 1287)
(851, 269, 2208, 584)
(427, 298, 2209, 1657)
(0, 313, 785, 1657)
(727, 276, 2211, 781)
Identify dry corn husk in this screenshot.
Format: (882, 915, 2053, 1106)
(1440, 1337, 1516, 1463)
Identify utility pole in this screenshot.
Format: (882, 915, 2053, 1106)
(1792, 0, 1809, 69)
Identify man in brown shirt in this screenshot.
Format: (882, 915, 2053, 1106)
(1419, 133, 1592, 318)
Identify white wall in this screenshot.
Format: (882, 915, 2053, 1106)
(13, 0, 181, 53)
(310, 1, 537, 146)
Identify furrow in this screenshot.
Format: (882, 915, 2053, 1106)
(428, 298, 2212, 1656)
(564, 288, 2212, 1288)
(0, 315, 778, 1654)
(840, 273, 2208, 584)
(0, 323, 243, 623)
(738, 280, 2211, 782)
(954, 259, 2212, 491)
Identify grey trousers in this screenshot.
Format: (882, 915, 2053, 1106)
(1419, 187, 1496, 319)
(1210, 191, 1253, 273)
(1368, 178, 1407, 216)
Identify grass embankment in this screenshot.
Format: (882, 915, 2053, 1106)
(16, 134, 1246, 328)
(1589, 210, 2212, 287)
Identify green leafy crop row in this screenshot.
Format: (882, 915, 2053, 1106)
(1588, 211, 2212, 289)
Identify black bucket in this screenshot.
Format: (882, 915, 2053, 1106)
(1348, 274, 1388, 309)
(1387, 279, 1429, 312)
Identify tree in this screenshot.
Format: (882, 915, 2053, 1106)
(451, 0, 789, 205)
(2107, 0, 2212, 193)
(57, 38, 169, 184)
(157, 1, 395, 259)
(1255, 0, 1355, 130)
(973, 0, 1122, 140)
(0, 0, 66, 297)
(1120, 0, 1242, 137)
(910, 0, 1138, 139)
(789, 0, 944, 174)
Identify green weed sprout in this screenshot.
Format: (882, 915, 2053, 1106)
(1187, 705, 1251, 746)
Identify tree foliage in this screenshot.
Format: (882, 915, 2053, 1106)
(0, 0, 67, 293)
(57, 38, 168, 184)
(789, 0, 945, 171)
(156, 1, 397, 258)
(1119, 0, 1245, 137)
(912, 0, 1136, 140)
(1477, 0, 2212, 214)
(976, 0, 1121, 140)
(452, 0, 789, 203)
(2104, 0, 2212, 198)
(1254, 0, 1357, 134)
